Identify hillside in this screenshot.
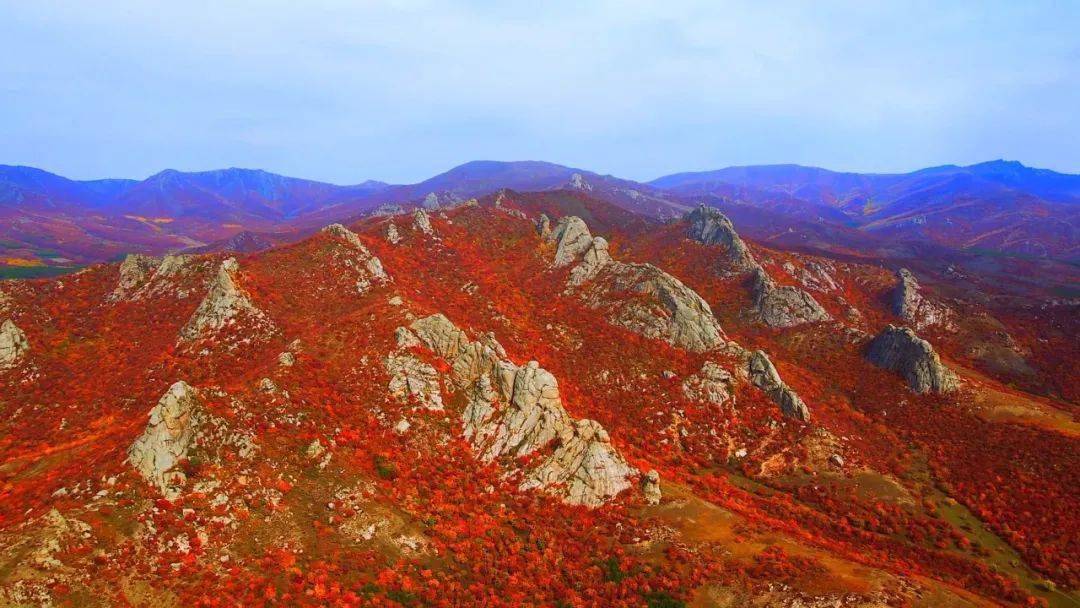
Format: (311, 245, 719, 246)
(0, 199, 1076, 607)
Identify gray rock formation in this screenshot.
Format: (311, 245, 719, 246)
(546, 216, 595, 267)
(178, 258, 273, 344)
(568, 173, 592, 191)
(682, 361, 735, 406)
(0, 319, 29, 370)
(641, 469, 662, 505)
(322, 223, 390, 292)
(412, 209, 434, 235)
(547, 216, 725, 352)
(109, 254, 161, 301)
(386, 353, 444, 410)
(385, 222, 402, 245)
(127, 381, 204, 498)
(750, 266, 831, 328)
(866, 325, 959, 394)
(536, 214, 551, 238)
(128, 381, 255, 498)
(891, 269, 951, 330)
(748, 351, 810, 421)
(393, 314, 637, 507)
(685, 205, 757, 272)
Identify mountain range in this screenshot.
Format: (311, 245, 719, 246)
(3, 159, 1076, 276)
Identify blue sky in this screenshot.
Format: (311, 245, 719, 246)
(1, 1, 1077, 184)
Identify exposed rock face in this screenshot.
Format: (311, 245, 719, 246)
(385, 222, 402, 245)
(891, 269, 951, 330)
(568, 173, 592, 191)
(685, 205, 756, 272)
(866, 325, 959, 394)
(412, 209, 434, 235)
(109, 254, 161, 301)
(322, 223, 390, 292)
(386, 353, 444, 410)
(393, 314, 636, 507)
(178, 258, 273, 344)
(641, 469, 662, 505)
(682, 361, 735, 406)
(536, 214, 551, 238)
(127, 382, 204, 499)
(547, 216, 725, 353)
(0, 319, 29, 370)
(547, 216, 595, 267)
(750, 266, 831, 328)
(748, 351, 810, 421)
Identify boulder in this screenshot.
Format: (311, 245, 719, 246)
(748, 351, 810, 421)
(866, 325, 958, 394)
(568, 173, 592, 191)
(641, 469, 662, 505)
(178, 258, 274, 344)
(685, 205, 756, 271)
(0, 319, 29, 370)
(682, 361, 735, 406)
(568, 236, 611, 286)
(321, 223, 390, 292)
(536, 214, 552, 238)
(891, 268, 951, 330)
(386, 353, 444, 410)
(412, 209, 434, 235)
(750, 266, 831, 328)
(394, 314, 636, 506)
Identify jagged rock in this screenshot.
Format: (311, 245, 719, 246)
(278, 351, 295, 367)
(641, 469, 662, 505)
(178, 258, 273, 344)
(546, 216, 595, 267)
(789, 260, 838, 292)
(748, 351, 810, 421)
(386, 353, 444, 410)
(866, 325, 958, 394)
(109, 254, 161, 301)
(128, 382, 255, 498)
(127, 382, 204, 498)
(0, 286, 11, 311)
(891, 268, 951, 330)
(568, 173, 592, 191)
(385, 222, 402, 244)
(536, 214, 551, 238)
(412, 209, 434, 235)
(0, 319, 29, 370)
(685, 205, 756, 271)
(422, 192, 440, 209)
(750, 266, 831, 328)
(568, 236, 611, 286)
(682, 361, 735, 406)
(585, 261, 725, 352)
(548, 216, 725, 353)
(322, 223, 390, 292)
(395, 314, 635, 506)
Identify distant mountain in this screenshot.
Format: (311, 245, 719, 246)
(650, 160, 1080, 260)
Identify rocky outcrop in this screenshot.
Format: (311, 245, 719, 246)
(392, 314, 637, 507)
(685, 205, 756, 272)
(386, 353, 444, 410)
(568, 173, 592, 191)
(866, 325, 958, 394)
(641, 469, 661, 505)
(385, 222, 402, 245)
(128, 382, 203, 498)
(412, 209, 434, 236)
(750, 266, 831, 328)
(682, 361, 735, 406)
(128, 381, 255, 498)
(0, 319, 29, 370)
(322, 223, 390, 293)
(108, 254, 161, 301)
(547, 216, 595, 268)
(178, 258, 274, 344)
(546, 216, 725, 353)
(536, 214, 551, 238)
(748, 351, 810, 422)
(891, 269, 951, 330)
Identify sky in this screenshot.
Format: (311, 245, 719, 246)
(0, 1, 1077, 184)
